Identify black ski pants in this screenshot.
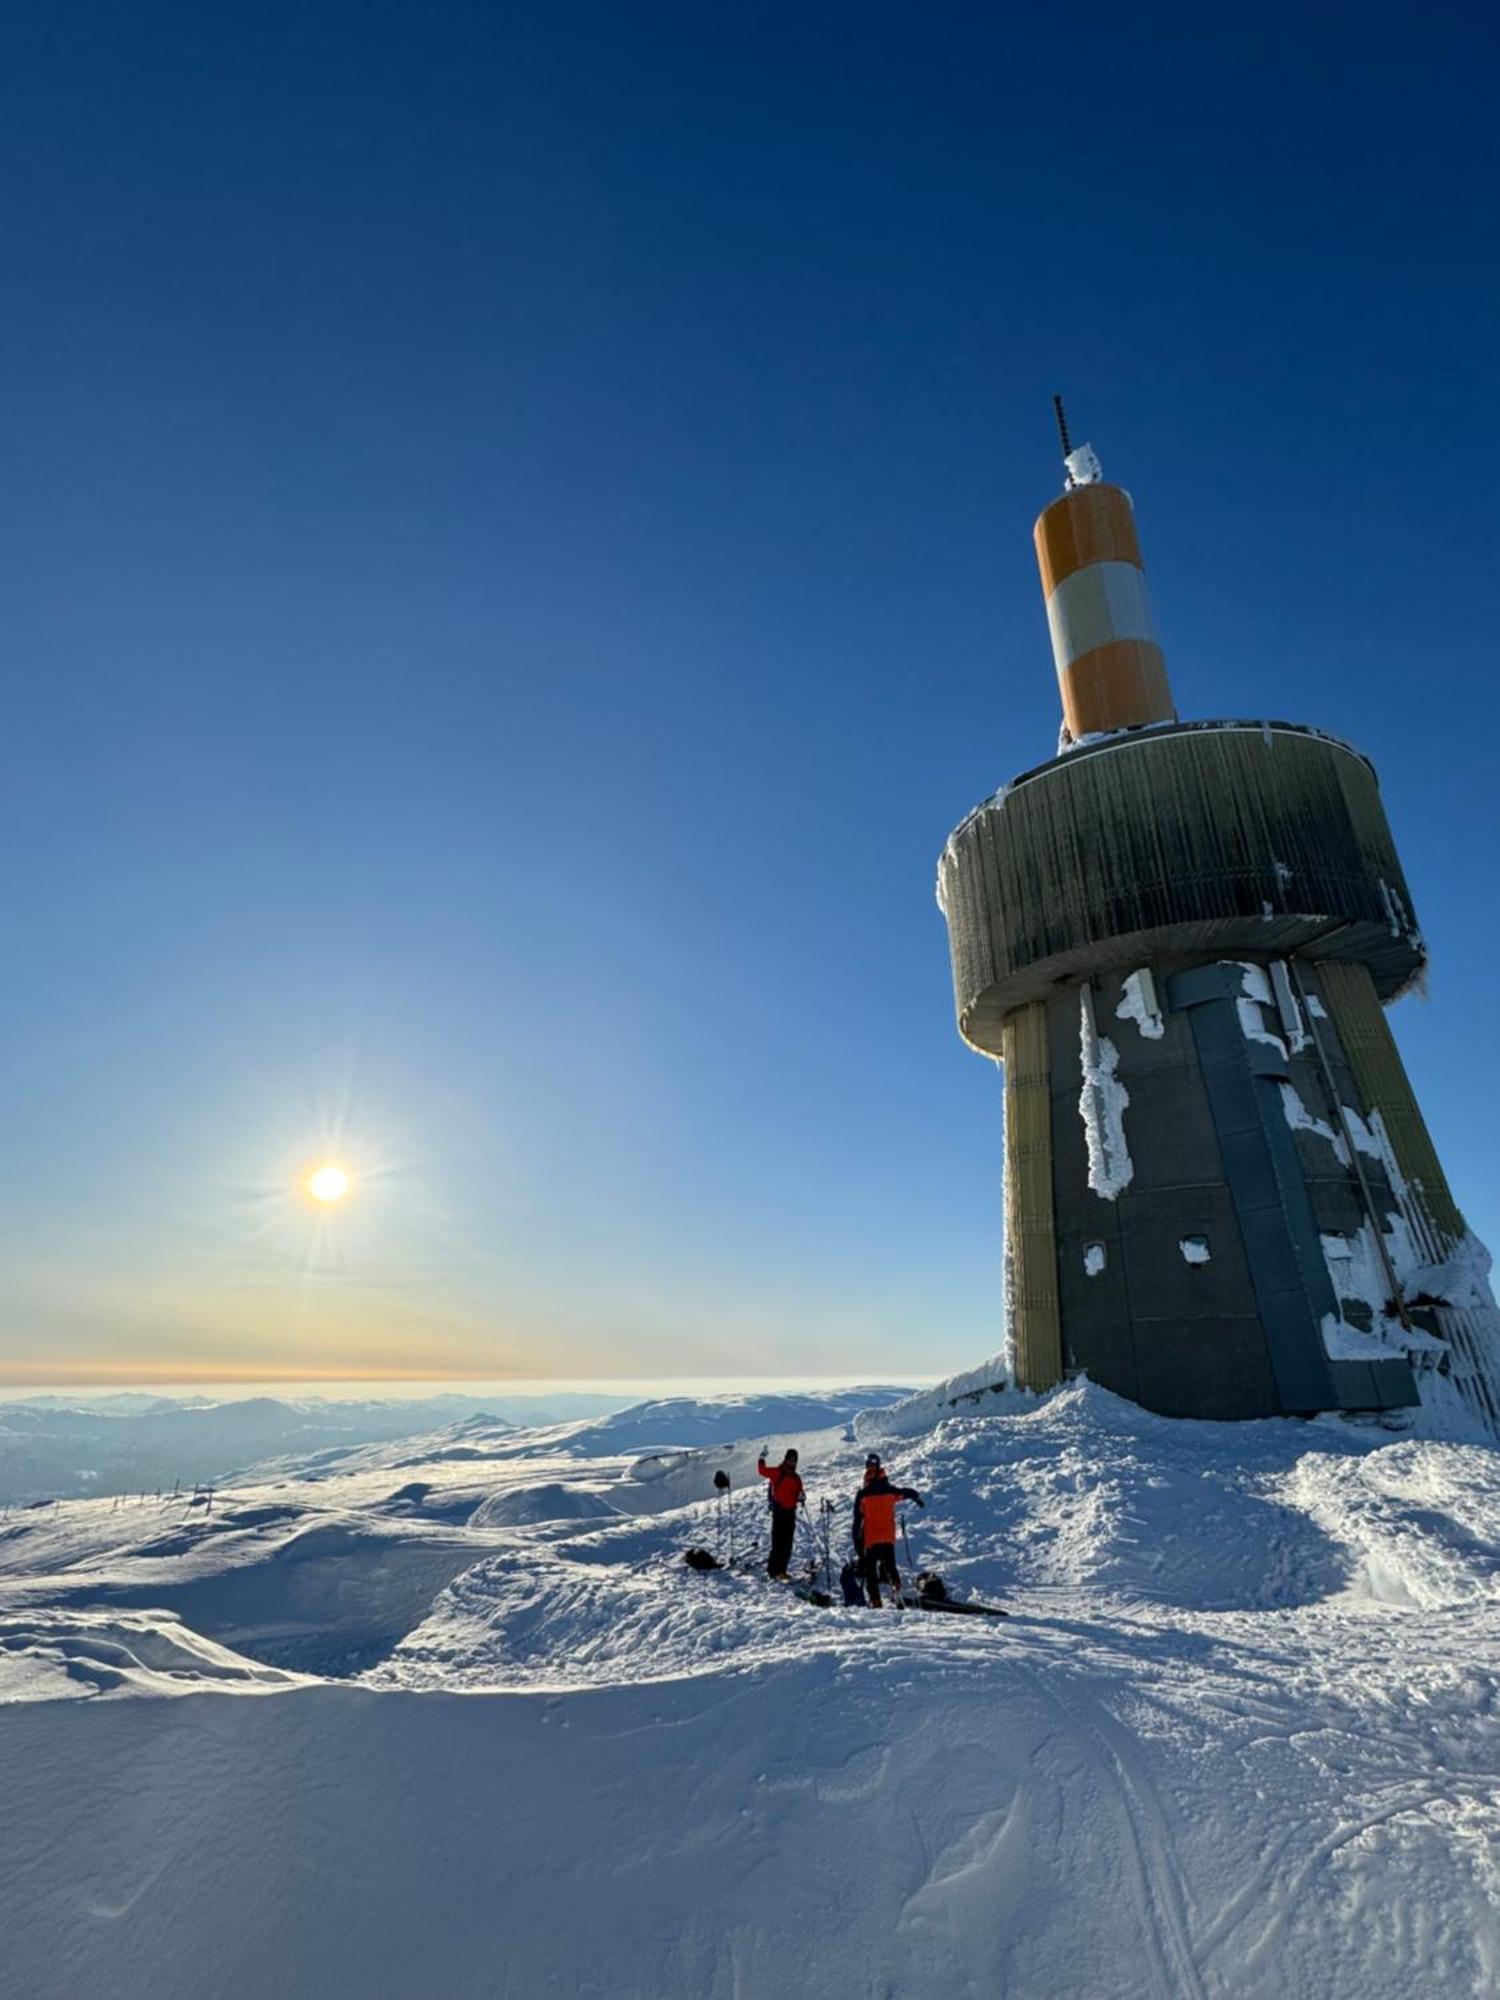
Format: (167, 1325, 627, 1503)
(862, 1542, 900, 1607)
(767, 1505, 797, 1577)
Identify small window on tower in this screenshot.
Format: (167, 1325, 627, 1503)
(1180, 1235, 1211, 1265)
(1083, 1243, 1106, 1277)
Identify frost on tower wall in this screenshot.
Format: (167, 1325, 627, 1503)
(936, 419, 1500, 1438)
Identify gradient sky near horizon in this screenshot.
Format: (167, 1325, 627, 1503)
(2, 5, 1498, 1387)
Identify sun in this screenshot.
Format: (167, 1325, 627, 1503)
(307, 1164, 351, 1204)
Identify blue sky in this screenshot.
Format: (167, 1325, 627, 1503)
(1, 5, 1496, 1385)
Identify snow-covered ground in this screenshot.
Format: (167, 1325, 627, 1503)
(2, 1380, 1498, 1997)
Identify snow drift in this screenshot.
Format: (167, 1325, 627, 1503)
(468, 1482, 619, 1527)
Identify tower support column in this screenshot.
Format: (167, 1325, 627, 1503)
(1002, 1002, 1062, 1391)
(1317, 960, 1462, 1246)
(1318, 959, 1500, 1427)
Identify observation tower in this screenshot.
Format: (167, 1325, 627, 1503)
(937, 406, 1500, 1434)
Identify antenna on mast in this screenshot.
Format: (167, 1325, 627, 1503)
(1052, 394, 1102, 489)
(1052, 394, 1072, 461)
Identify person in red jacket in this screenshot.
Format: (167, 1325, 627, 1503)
(851, 1453, 923, 1607)
(756, 1447, 805, 1579)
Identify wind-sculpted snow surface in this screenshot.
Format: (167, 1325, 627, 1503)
(0, 1606, 311, 1700)
(2, 1380, 1498, 1998)
(468, 1481, 620, 1527)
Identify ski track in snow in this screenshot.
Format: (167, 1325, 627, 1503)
(1013, 1660, 1208, 2000)
(2, 1379, 1498, 1998)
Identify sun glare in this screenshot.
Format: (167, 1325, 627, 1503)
(307, 1164, 351, 1204)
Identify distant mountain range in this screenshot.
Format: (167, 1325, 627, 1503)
(0, 1391, 633, 1503)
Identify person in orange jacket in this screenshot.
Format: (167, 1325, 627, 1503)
(851, 1452, 923, 1607)
(756, 1447, 805, 1579)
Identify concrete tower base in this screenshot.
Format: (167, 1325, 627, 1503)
(1007, 957, 1442, 1422)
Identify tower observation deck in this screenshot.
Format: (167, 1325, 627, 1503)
(937, 419, 1500, 1436)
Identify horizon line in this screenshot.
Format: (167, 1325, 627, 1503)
(2, 1367, 936, 1399)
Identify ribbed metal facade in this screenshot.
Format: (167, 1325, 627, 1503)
(940, 722, 1424, 1057)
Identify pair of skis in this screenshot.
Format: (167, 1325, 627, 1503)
(684, 1549, 1007, 1616)
(896, 1590, 1009, 1619)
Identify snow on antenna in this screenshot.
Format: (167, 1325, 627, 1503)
(1052, 394, 1102, 489)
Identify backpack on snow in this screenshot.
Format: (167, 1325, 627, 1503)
(839, 1561, 867, 1606)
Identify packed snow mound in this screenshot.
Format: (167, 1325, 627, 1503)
(469, 1483, 619, 1527)
(908, 1380, 1357, 1611)
(1283, 1439, 1500, 1608)
(862, 1369, 1500, 1589)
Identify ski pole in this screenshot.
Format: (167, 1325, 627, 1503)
(713, 1468, 731, 1565)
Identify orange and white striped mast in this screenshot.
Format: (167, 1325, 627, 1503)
(1034, 398, 1176, 743)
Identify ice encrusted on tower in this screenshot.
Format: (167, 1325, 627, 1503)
(1079, 986, 1133, 1200)
(1115, 968, 1164, 1040)
(1230, 961, 1500, 1438)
